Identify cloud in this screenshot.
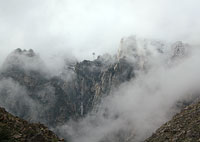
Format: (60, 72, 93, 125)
(1, 0, 200, 141)
(0, 77, 59, 124)
(56, 42, 200, 142)
(0, 78, 41, 121)
(1, 0, 200, 65)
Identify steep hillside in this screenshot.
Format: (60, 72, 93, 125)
(0, 107, 64, 142)
(145, 99, 200, 142)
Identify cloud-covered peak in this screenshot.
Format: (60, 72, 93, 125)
(1, 48, 45, 73)
(118, 36, 189, 63)
(14, 48, 36, 57)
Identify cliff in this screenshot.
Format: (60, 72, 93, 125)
(0, 47, 135, 127)
(0, 36, 194, 142)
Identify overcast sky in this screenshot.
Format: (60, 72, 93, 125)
(0, 0, 200, 63)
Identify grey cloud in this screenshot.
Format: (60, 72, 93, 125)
(1, 0, 200, 64)
(0, 0, 200, 141)
(57, 42, 200, 142)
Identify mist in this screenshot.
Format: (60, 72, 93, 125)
(56, 43, 200, 142)
(1, 0, 200, 65)
(1, 0, 200, 142)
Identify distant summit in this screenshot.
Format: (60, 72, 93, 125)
(118, 36, 189, 60)
(1, 48, 45, 73)
(117, 36, 189, 69)
(14, 48, 36, 57)
(118, 36, 166, 60)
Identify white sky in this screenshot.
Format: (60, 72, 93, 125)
(0, 0, 200, 62)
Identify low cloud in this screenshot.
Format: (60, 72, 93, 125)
(0, 0, 200, 141)
(0, 78, 41, 121)
(57, 41, 200, 142)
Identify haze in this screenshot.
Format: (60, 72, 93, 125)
(0, 0, 200, 62)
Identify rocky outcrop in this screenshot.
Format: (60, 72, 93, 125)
(0, 107, 64, 142)
(0, 48, 135, 127)
(145, 100, 200, 142)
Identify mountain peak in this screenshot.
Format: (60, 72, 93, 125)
(1, 48, 45, 73)
(14, 48, 36, 57)
(117, 36, 165, 59)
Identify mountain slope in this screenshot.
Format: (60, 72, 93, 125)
(145, 100, 200, 142)
(0, 107, 64, 142)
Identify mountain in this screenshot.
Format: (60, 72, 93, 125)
(0, 107, 64, 142)
(145, 99, 200, 142)
(0, 46, 135, 127)
(0, 36, 195, 141)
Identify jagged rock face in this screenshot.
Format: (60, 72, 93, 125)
(0, 48, 136, 127)
(0, 107, 63, 142)
(92, 58, 135, 106)
(0, 38, 191, 141)
(145, 100, 200, 142)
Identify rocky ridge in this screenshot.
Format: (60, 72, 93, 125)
(0, 47, 135, 127)
(0, 107, 64, 142)
(145, 99, 200, 142)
